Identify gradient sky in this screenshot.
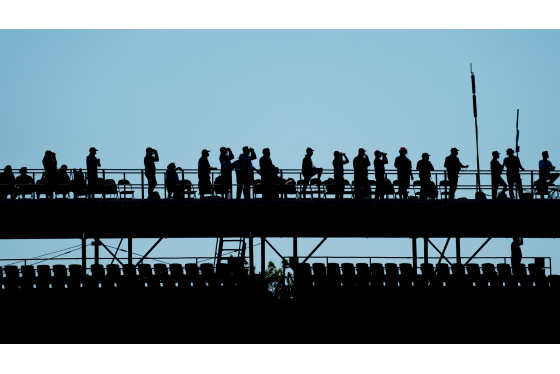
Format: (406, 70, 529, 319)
(0, 30, 559, 273)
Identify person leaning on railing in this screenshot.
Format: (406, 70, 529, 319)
(444, 147, 468, 200)
(0, 165, 16, 199)
(144, 147, 159, 198)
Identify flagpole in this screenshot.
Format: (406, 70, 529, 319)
(471, 64, 481, 194)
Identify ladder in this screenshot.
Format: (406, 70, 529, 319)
(214, 237, 246, 267)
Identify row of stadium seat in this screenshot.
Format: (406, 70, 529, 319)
(293, 262, 556, 289)
(0, 262, 249, 290)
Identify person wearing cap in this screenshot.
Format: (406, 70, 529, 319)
(537, 151, 559, 198)
(42, 150, 58, 199)
(219, 147, 235, 198)
(198, 149, 217, 198)
(490, 151, 507, 200)
(165, 162, 183, 199)
(14, 167, 34, 199)
(416, 153, 435, 200)
(86, 147, 101, 198)
(144, 147, 159, 198)
(301, 147, 323, 198)
(259, 148, 280, 199)
(235, 146, 257, 199)
(0, 165, 16, 199)
(394, 147, 413, 200)
(503, 148, 524, 199)
(333, 151, 349, 199)
(373, 150, 388, 199)
(444, 147, 468, 200)
(353, 148, 370, 199)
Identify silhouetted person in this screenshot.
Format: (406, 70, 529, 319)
(537, 151, 559, 198)
(444, 147, 468, 200)
(490, 151, 507, 200)
(511, 237, 523, 270)
(42, 150, 57, 199)
(0, 165, 16, 199)
(503, 148, 524, 199)
(394, 147, 413, 200)
(259, 148, 279, 199)
(333, 151, 349, 199)
(71, 168, 86, 198)
(353, 148, 370, 199)
(374, 150, 388, 199)
(301, 147, 323, 198)
(57, 164, 71, 198)
(14, 167, 34, 199)
(416, 153, 435, 200)
(198, 149, 217, 198)
(144, 147, 159, 198)
(235, 146, 257, 199)
(86, 147, 101, 198)
(219, 147, 235, 198)
(165, 162, 183, 199)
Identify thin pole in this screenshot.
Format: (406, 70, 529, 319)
(94, 238, 100, 265)
(128, 237, 133, 265)
(81, 235, 87, 272)
(471, 64, 481, 193)
(456, 237, 461, 265)
(424, 237, 428, 264)
(412, 237, 418, 271)
(261, 237, 266, 275)
(249, 235, 254, 277)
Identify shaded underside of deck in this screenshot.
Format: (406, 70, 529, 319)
(0, 198, 558, 239)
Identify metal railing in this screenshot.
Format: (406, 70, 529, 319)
(0, 167, 558, 201)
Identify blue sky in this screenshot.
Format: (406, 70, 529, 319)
(0, 30, 559, 273)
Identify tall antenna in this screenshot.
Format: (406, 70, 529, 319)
(515, 108, 520, 158)
(470, 63, 481, 193)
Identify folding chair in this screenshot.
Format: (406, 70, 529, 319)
(118, 179, 135, 199)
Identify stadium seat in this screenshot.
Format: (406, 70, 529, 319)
(512, 263, 532, 287)
(370, 263, 385, 288)
(36, 265, 52, 289)
(216, 263, 233, 287)
(341, 263, 356, 288)
(185, 263, 202, 287)
(154, 264, 173, 288)
(90, 264, 105, 289)
(106, 264, 122, 288)
(139, 264, 159, 288)
(68, 264, 84, 289)
(398, 263, 415, 287)
(450, 263, 467, 287)
(200, 263, 216, 287)
(169, 263, 187, 288)
(435, 263, 450, 287)
(496, 263, 517, 287)
(528, 263, 548, 287)
(294, 262, 312, 289)
(122, 264, 140, 289)
(52, 264, 68, 289)
(326, 263, 341, 288)
(384, 263, 399, 287)
(466, 263, 484, 287)
(355, 263, 370, 288)
(419, 263, 435, 287)
(3, 265, 20, 290)
(312, 263, 327, 288)
(20, 265, 36, 290)
(481, 263, 501, 287)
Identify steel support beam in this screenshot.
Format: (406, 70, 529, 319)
(412, 237, 417, 270)
(427, 239, 452, 265)
(261, 237, 265, 275)
(128, 237, 133, 265)
(249, 235, 254, 276)
(264, 239, 286, 261)
(94, 238, 100, 265)
(436, 238, 451, 265)
(424, 237, 428, 264)
(98, 239, 124, 266)
(302, 237, 328, 264)
(136, 238, 164, 266)
(465, 238, 492, 265)
(81, 235, 87, 272)
(456, 237, 461, 264)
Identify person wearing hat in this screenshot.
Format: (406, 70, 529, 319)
(503, 148, 524, 199)
(144, 147, 159, 198)
(235, 146, 257, 199)
(444, 147, 468, 200)
(301, 147, 323, 198)
(86, 147, 101, 198)
(490, 151, 507, 200)
(373, 150, 388, 199)
(333, 151, 349, 199)
(353, 148, 370, 199)
(219, 147, 235, 198)
(14, 167, 34, 199)
(537, 151, 559, 198)
(0, 165, 16, 199)
(259, 148, 280, 199)
(394, 147, 413, 200)
(198, 149, 217, 198)
(416, 153, 435, 200)
(165, 162, 183, 199)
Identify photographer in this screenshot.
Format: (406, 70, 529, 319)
(353, 148, 370, 199)
(235, 146, 257, 199)
(374, 150, 388, 199)
(144, 147, 159, 198)
(333, 151, 349, 199)
(394, 147, 413, 200)
(219, 147, 235, 198)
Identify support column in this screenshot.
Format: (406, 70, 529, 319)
(249, 235, 254, 276)
(94, 238, 100, 265)
(82, 236, 87, 272)
(456, 237, 461, 264)
(412, 237, 418, 271)
(128, 237, 133, 265)
(424, 237, 428, 264)
(261, 237, 266, 275)
(293, 237, 298, 258)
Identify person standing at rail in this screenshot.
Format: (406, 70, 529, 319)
(42, 150, 58, 199)
(86, 147, 101, 198)
(301, 147, 323, 198)
(490, 151, 507, 200)
(537, 151, 559, 199)
(0, 165, 16, 199)
(503, 148, 524, 199)
(198, 149, 217, 199)
(235, 146, 257, 199)
(444, 147, 468, 200)
(511, 237, 523, 270)
(165, 162, 183, 199)
(353, 148, 370, 199)
(416, 153, 435, 200)
(394, 147, 413, 200)
(144, 147, 159, 198)
(333, 151, 349, 199)
(374, 150, 388, 199)
(259, 148, 280, 199)
(219, 147, 235, 198)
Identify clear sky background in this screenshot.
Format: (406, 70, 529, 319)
(1, 29, 559, 273)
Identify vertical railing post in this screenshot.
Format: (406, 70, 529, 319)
(82, 235, 87, 274)
(261, 237, 266, 276)
(94, 238, 100, 265)
(249, 235, 254, 277)
(424, 237, 428, 264)
(141, 169, 145, 200)
(456, 237, 461, 264)
(128, 237, 133, 265)
(531, 171, 534, 196)
(412, 237, 418, 272)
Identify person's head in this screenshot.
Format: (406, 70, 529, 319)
(61, 164, 68, 170)
(262, 148, 270, 156)
(146, 147, 153, 155)
(543, 151, 549, 160)
(492, 150, 500, 159)
(333, 151, 340, 158)
(242, 146, 250, 155)
(358, 148, 366, 156)
(450, 147, 459, 156)
(89, 147, 97, 155)
(201, 149, 210, 157)
(220, 147, 227, 155)
(4, 165, 12, 172)
(422, 152, 430, 160)
(306, 147, 314, 156)
(167, 162, 176, 170)
(506, 148, 514, 156)
(45, 150, 52, 157)
(399, 147, 407, 155)
(19, 167, 28, 175)
(374, 150, 381, 158)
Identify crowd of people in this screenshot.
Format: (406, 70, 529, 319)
(0, 146, 558, 201)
